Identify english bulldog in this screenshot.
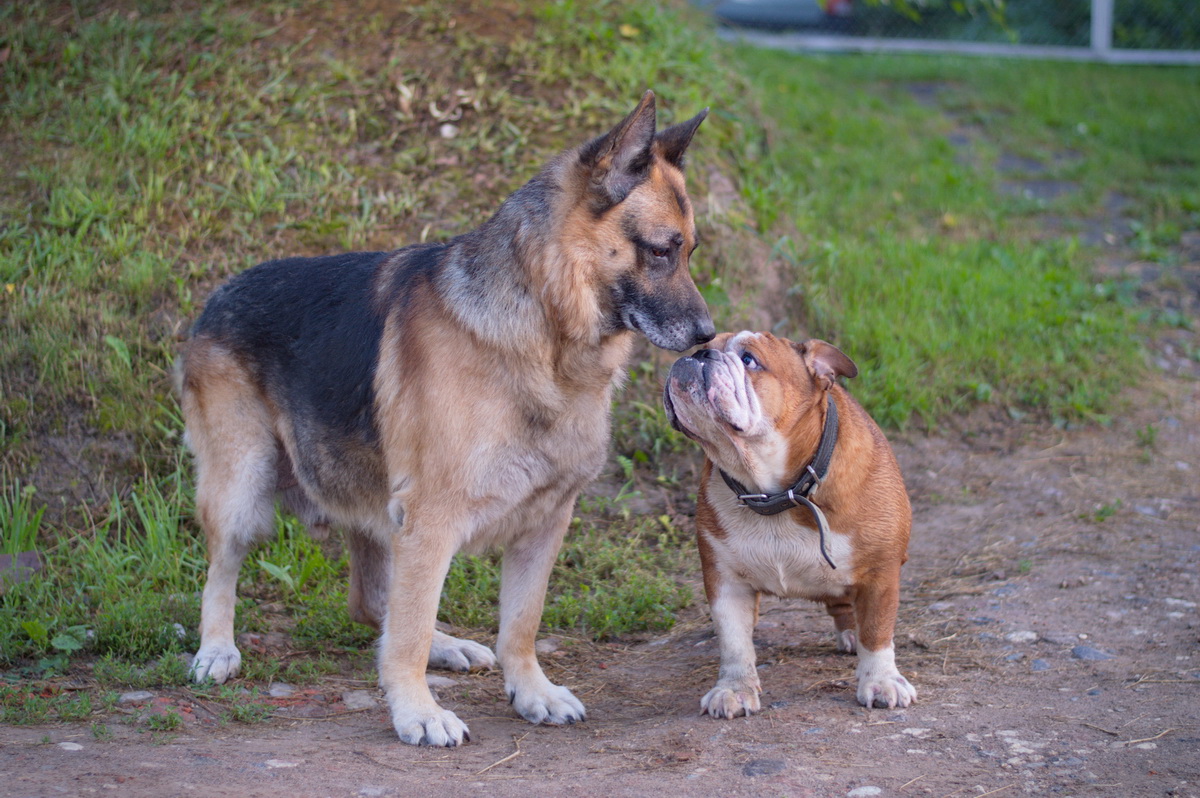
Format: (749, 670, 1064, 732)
(664, 331, 916, 718)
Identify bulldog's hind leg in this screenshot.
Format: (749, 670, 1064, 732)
(181, 346, 279, 684)
(824, 595, 858, 654)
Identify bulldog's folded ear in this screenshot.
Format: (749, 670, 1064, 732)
(797, 339, 858, 388)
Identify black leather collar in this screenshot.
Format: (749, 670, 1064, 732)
(718, 394, 839, 569)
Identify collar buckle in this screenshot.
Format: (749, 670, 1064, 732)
(804, 464, 822, 498)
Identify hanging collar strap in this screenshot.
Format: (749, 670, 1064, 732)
(718, 394, 840, 569)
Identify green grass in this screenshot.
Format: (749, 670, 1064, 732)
(729, 49, 1197, 426)
(1, 482, 43, 556)
(1, 0, 1191, 724)
(441, 509, 694, 639)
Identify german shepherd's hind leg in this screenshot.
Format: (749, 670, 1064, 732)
(346, 529, 495, 671)
(181, 345, 279, 684)
(346, 528, 390, 629)
(497, 502, 585, 726)
(429, 630, 496, 672)
(378, 512, 472, 747)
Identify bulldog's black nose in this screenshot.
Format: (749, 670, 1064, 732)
(693, 348, 721, 361)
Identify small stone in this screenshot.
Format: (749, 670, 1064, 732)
(58, 742, 83, 751)
(1005, 652, 1026, 662)
(928, 601, 955, 613)
(268, 683, 296, 699)
(1041, 632, 1081, 646)
(768, 700, 789, 710)
(1048, 755, 1085, 767)
(341, 690, 378, 711)
(439, 123, 458, 139)
(425, 675, 458, 689)
(1072, 646, 1115, 661)
(359, 788, 388, 797)
(265, 759, 300, 769)
(1006, 631, 1038, 644)
(1031, 659, 1052, 672)
(848, 788, 883, 797)
(742, 758, 786, 777)
(118, 691, 154, 704)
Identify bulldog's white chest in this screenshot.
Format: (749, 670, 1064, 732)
(707, 473, 856, 599)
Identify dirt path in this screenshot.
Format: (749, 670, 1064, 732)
(3, 367, 1197, 797)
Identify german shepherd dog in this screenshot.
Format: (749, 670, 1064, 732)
(177, 92, 713, 746)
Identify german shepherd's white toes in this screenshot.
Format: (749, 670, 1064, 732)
(428, 631, 496, 672)
(508, 679, 586, 726)
(391, 707, 471, 747)
(190, 642, 241, 684)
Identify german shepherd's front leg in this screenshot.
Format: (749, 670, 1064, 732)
(378, 513, 475, 747)
(497, 501, 586, 726)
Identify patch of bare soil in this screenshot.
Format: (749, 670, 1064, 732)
(4, 364, 1198, 798)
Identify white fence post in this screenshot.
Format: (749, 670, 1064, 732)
(1092, 0, 1114, 58)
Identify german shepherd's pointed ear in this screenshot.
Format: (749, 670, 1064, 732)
(581, 90, 658, 208)
(796, 339, 858, 390)
(655, 108, 708, 168)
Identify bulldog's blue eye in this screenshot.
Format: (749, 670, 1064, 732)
(741, 352, 760, 370)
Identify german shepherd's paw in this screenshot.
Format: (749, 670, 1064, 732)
(190, 641, 241, 684)
(700, 681, 761, 719)
(391, 706, 471, 747)
(428, 630, 496, 672)
(508, 681, 586, 726)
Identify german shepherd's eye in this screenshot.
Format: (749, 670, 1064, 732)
(650, 245, 669, 259)
(741, 351, 761, 370)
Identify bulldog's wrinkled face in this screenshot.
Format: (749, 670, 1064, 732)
(663, 331, 857, 491)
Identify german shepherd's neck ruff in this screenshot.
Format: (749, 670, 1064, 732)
(179, 91, 713, 746)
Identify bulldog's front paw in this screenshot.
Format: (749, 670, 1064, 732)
(390, 703, 471, 747)
(508, 681, 586, 726)
(856, 647, 917, 708)
(700, 682, 761, 719)
(191, 641, 241, 684)
(857, 671, 917, 708)
(429, 631, 496, 672)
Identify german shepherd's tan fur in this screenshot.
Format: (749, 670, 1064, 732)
(178, 92, 713, 746)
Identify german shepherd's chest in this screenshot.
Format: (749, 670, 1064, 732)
(372, 327, 630, 545)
